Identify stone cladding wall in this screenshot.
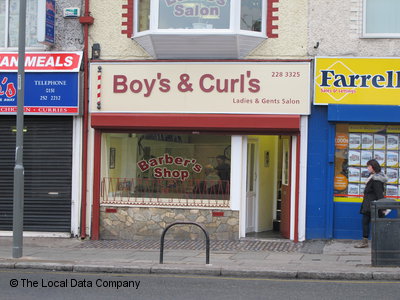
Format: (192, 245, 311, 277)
(100, 207, 239, 240)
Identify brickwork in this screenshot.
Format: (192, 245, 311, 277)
(267, 0, 279, 38)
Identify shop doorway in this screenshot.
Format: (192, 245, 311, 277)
(245, 135, 291, 239)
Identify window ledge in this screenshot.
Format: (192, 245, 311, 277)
(361, 34, 400, 39)
(100, 198, 230, 209)
(0, 46, 47, 52)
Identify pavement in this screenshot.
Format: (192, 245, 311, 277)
(0, 236, 400, 281)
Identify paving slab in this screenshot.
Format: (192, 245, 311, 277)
(300, 254, 339, 262)
(230, 252, 269, 260)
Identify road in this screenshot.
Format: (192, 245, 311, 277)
(0, 269, 399, 300)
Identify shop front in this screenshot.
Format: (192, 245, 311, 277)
(88, 61, 310, 241)
(0, 52, 82, 236)
(308, 57, 400, 239)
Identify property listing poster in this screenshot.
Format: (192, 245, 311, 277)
(334, 124, 400, 201)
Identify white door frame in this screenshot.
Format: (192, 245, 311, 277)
(245, 139, 259, 233)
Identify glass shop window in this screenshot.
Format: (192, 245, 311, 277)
(138, 0, 150, 31)
(363, 0, 400, 37)
(1, 0, 40, 48)
(334, 124, 400, 201)
(158, 0, 231, 30)
(240, 0, 262, 32)
(101, 133, 231, 204)
(137, 0, 265, 33)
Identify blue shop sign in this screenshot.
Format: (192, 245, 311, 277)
(45, 0, 56, 44)
(0, 72, 79, 115)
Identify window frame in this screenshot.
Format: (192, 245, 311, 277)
(0, 0, 45, 50)
(0, 0, 10, 48)
(362, 0, 400, 38)
(134, 0, 266, 38)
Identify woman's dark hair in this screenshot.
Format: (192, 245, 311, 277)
(367, 159, 381, 173)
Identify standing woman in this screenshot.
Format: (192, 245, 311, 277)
(355, 159, 388, 248)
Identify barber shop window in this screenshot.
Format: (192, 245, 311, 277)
(101, 133, 231, 207)
(137, 0, 265, 33)
(363, 0, 400, 37)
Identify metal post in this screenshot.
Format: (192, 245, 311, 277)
(13, 0, 27, 258)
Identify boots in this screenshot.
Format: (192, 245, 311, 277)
(354, 238, 368, 248)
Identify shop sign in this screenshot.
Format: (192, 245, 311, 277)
(90, 62, 311, 115)
(0, 72, 79, 115)
(315, 57, 400, 105)
(164, 0, 226, 18)
(137, 153, 202, 181)
(0, 52, 82, 115)
(0, 52, 82, 72)
(37, 0, 56, 45)
(159, 0, 230, 29)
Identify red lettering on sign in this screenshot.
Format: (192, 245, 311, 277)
(137, 160, 149, 171)
(5, 83, 16, 97)
(113, 75, 128, 93)
(137, 153, 203, 181)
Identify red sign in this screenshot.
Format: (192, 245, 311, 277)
(212, 211, 225, 217)
(137, 153, 203, 181)
(0, 106, 79, 114)
(0, 52, 82, 72)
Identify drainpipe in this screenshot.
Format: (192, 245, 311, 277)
(79, 0, 94, 239)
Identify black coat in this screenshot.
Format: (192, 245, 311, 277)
(360, 174, 386, 215)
